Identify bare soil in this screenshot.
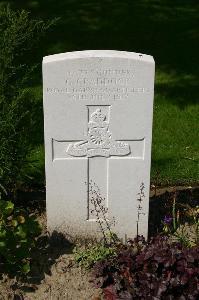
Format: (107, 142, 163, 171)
(0, 255, 100, 300)
(0, 213, 101, 300)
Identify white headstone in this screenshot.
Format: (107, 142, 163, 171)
(43, 50, 155, 241)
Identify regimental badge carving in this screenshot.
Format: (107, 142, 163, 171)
(66, 107, 131, 158)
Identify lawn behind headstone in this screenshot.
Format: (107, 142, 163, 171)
(4, 0, 199, 186)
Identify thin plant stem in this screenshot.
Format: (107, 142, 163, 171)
(172, 193, 177, 231)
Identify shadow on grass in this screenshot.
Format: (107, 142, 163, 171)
(6, 0, 199, 77)
(155, 72, 199, 108)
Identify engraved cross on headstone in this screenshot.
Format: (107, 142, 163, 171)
(53, 105, 144, 221)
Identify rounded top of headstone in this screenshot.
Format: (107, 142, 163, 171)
(43, 50, 154, 64)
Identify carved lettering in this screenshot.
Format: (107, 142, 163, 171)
(46, 68, 150, 100)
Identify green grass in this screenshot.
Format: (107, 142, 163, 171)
(151, 69, 199, 185)
(3, 0, 199, 187)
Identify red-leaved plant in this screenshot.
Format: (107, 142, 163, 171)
(91, 235, 199, 299)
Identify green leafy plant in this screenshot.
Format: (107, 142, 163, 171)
(162, 193, 199, 247)
(74, 244, 116, 269)
(0, 6, 56, 195)
(172, 204, 199, 247)
(0, 199, 41, 274)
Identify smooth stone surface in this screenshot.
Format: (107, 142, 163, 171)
(43, 50, 155, 241)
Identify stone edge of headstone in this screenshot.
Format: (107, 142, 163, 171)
(43, 50, 154, 64)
